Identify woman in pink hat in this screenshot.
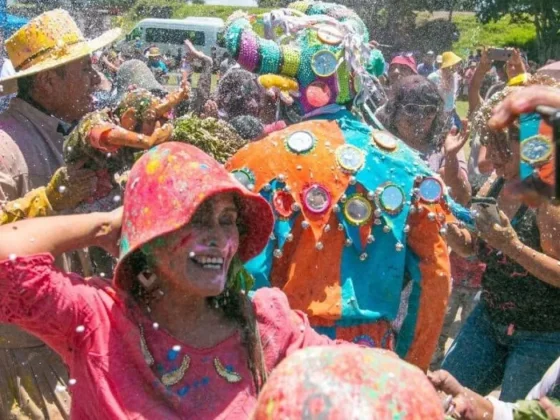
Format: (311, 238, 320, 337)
(0, 143, 350, 419)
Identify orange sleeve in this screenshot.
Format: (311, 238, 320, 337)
(404, 203, 451, 371)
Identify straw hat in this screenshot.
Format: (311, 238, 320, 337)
(440, 51, 462, 69)
(146, 47, 162, 58)
(0, 9, 121, 92)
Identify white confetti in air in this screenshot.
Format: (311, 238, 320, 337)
(58, 186, 67, 194)
(100, 272, 106, 278)
(8, 254, 16, 261)
(68, 379, 77, 386)
(76, 325, 85, 333)
(113, 195, 121, 203)
(189, 251, 196, 258)
(55, 384, 67, 392)
(172, 345, 181, 352)
(153, 322, 159, 330)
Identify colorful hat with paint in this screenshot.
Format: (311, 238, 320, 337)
(224, 1, 385, 117)
(0, 9, 121, 88)
(114, 142, 274, 290)
(252, 346, 444, 419)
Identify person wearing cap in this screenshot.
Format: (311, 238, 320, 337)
(428, 51, 463, 129)
(417, 50, 437, 77)
(146, 47, 168, 80)
(388, 54, 418, 86)
(0, 9, 121, 418)
(0, 142, 362, 419)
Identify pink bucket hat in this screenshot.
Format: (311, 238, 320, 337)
(253, 346, 444, 419)
(390, 55, 418, 74)
(114, 142, 274, 290)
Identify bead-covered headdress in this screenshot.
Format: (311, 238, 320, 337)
(224, 1, 386, 119)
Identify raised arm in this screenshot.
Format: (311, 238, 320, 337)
(0, 209, 121, 260)
(468, 49, 493, 116)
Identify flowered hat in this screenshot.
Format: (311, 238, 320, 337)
(114, 142, 274, 290)
(252, 346, 444, 419)
(224, 1, 385, 117)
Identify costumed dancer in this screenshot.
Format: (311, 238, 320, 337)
(225, 1, 469, 370)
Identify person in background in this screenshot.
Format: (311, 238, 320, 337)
(146, 47, 168, 82)
(467, 48, 527, 194)
(387, 54, 418, 86)
(443, 77, 560, 402)
(436, 54, 443, 69)
(417, 50, 437, 77)
(0, 10, 120, 418)
(377, 75, 471, 205)
(429, 51, 463, 129)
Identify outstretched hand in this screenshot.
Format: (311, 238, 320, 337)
(46, 161, 98, 211)
(444, 121, 470, 157)
(95, 207, 123, 257)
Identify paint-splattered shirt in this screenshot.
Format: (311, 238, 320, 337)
(0, 253, 341, 419)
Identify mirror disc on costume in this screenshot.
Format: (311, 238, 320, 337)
(311, 50, 338, 77)
(418, 177, 443, 203)
(336, 145, 365, 174)
(306, 81, 332, 108)
(273, 190, 296, 219)
(344, 195, 372, 226)
(378, 184, 405, 215)
(521, 135, 553, 165)
(303, 184, 331, 214)
(231, 169, 255, 189)
(286, 131, 316, 154)
(317, 25, 344, 45)
(371, 131, 398, 151)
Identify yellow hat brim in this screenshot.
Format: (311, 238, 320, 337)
(0, 28, 121, 95)
(441, 55, 462, 69)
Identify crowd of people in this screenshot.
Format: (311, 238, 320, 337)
(0, 2, 558, 419)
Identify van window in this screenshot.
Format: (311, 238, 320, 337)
(145, 28, 206, 46)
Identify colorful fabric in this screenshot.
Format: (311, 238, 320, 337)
(227, 111, 458, 370)
(0, 186, 52, 225)
(115, 142, 274, 291)
(253, 346, 444, 419)
(0, 254, 345, 419)
(224, 2, 385, 118)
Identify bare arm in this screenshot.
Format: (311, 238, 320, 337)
(477, 204, 560, 289)
(0, 210, 121, 261)
(446, 223, 476, 258)
(467, 49, 493, 116)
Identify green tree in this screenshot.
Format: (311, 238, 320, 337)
(475, 0, 559, 63)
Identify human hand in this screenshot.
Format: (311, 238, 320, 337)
(478, 48, 493, 73)
(148, 122, 173, 147)
(46, 162, 98, 211)
(540, 397, 560, 419)
(444, 121, 470, 157)
(95, 207, 123, 257)
(428, 370, 476, 419)
(201, 99, 219, 119)
(488, 86, 560, 130)
(475, 209, 520, 252)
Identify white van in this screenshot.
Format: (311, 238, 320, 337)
(123, 17, 225, 58)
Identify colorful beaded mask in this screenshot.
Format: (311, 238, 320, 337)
(224, 1, 386, 117)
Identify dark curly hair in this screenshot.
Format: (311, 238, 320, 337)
(377, 75, 449, 148)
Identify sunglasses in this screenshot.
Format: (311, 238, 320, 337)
(399, 104, 438, 118)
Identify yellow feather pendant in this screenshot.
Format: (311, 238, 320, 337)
(214, 357, 242, 383)
(162, 355, 191, 386)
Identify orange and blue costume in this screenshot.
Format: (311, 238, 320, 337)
(225, 1, 470, 370)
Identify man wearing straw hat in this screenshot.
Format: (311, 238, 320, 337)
(0, 9, 120, 419)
